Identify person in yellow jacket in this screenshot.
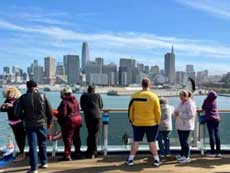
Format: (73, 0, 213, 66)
(127, 77, 161, 167)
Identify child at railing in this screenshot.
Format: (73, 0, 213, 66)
(158, 97, 174, 158)
(202, 90, 221, 157)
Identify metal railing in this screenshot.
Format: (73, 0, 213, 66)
(1, 109, 229, 157)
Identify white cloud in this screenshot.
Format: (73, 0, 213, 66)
(1, 18, 230, 74)
(0, 19, 229, 59)
(175, 0, 230, 19)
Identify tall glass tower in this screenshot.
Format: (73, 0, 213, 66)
(81, 42, 90, 73)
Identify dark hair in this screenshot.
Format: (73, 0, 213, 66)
(26, 80, 37, 88)
(88, 85, 95, 93)
(142, 78, 151, 89)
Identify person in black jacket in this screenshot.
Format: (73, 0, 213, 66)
(0, 86, 26, 161)
(15, 81, 53, 173)
(80, 85, 103, 159)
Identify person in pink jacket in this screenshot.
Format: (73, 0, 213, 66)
(174, 90, 196, 164)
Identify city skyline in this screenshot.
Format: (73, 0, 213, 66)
(0, 1, 230, 75)
(1, 43, 211, 87)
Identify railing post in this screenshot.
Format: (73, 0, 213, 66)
(102, 111, 109, 156)
(52, 140, 58, 158)
(198, 111, 205, 156)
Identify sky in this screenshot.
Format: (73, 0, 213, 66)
(0, 0, 230, 75)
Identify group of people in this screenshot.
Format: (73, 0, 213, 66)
(127, 77, 221, 167)
(0, 77, 222, 172)
(0, 81, 103, 173)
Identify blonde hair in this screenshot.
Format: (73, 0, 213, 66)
(3, 86, 21, 99)
(179, 89, 189, 97)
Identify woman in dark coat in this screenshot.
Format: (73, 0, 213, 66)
(202, 91, 221, 157)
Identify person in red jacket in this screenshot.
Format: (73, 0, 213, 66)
(57, 87, 82, 161)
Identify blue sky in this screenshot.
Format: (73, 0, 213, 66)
(0, 0, 230, 75)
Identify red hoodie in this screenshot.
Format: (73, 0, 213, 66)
(57, 95, 82, 125)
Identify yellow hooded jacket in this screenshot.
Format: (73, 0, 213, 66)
(128, 90, 161, 126)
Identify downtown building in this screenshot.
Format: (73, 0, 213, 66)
(164, 46, 176, 85)
(119, 58, 136, 86)
(81, 42, 90, 73)
(186, 64, 196, 80)
(44, 57, 56, 85)
(64, 55, 80, 84)
(28, 60, 44, 84)
(85, 57, 117, 86)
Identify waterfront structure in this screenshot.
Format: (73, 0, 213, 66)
(164, 46, 176, 84)
(44, 57, 56, 85)
(63, 55, 80, 84)
(82, 42, 90, 73)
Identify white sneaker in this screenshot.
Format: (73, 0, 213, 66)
(39, 164, 48, 168)
(216, 153, 222, 158)
(206, 153, 216, 158)
(127, 160, 134, 166)
(176, 155, 183, 161)
(178, 156, 191, 164)
(153, 160, 161, 167)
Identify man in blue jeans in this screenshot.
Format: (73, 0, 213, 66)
(15, 81, 53, 173)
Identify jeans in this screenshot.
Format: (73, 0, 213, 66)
(157, 131, 171, 156)
(26, 127, 48, 171)
(207, 120, 221, 154)
(10, 122, 26, 154)
(178, 130, 190, 158)
(61, 121, 81, 159)
(86, 118, 100, 156)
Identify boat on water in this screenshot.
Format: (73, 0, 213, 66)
(107, 90, 119, 96)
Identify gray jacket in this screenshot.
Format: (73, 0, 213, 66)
(159, 104, 174, 131)
(15, 89, 53, 128)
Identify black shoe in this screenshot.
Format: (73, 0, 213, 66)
(87, 154, 96, 159)
(58, 157, 72, 161)
(73, 154, 83, 160)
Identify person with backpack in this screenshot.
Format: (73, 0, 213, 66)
(15, 81, 53, 173)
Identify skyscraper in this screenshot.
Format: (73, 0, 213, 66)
(186, 64, 196, 80)
(44, 57, 56, 84)
(164, 46, 176, 84)
(119, 58, 136, 85)
(64, 55, 80, 84)
(81, 42, 90, 73)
